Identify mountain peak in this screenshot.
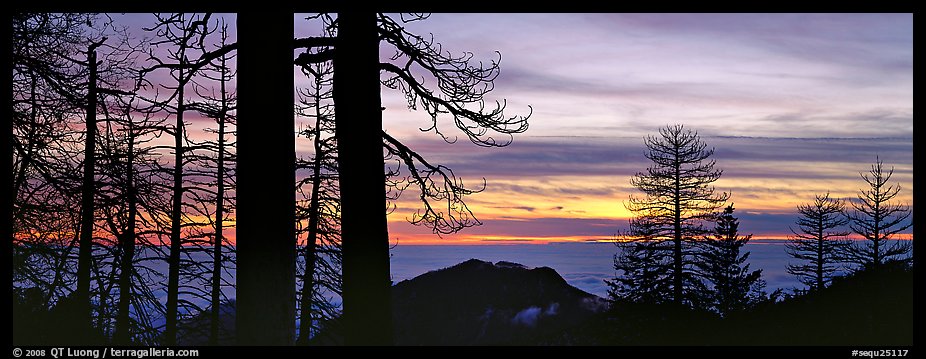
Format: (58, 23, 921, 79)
(494, 260, 528, 269)
(392, 258, 607, 345)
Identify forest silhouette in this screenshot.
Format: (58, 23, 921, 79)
(10, 12, 912, 347)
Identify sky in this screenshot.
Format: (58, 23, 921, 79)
(110, 13, 237, 131)
(107, 13, 911, 246)
(295, 14, 913, 244)
(294, 13, 911, 244)
(99, 14, 915, 246)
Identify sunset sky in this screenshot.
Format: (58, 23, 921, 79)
(298, 13, 912, 244)
(118, 13, 912, 245)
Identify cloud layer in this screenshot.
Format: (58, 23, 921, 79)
(291, 14, 914, 244)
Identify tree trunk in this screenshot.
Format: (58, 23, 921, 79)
(209, 53, 227, 346)
(76, 46, 98, 339)
(114, 125, 137, 345)
(817, 224, 824, 291)
(164, 48, 185, 346)
(297, 112, 324, 345)
(672, 161, 683, 304)
(873, 213, 880, 267)
(236, 13, 296, 345)
(334, 12, 394, 345)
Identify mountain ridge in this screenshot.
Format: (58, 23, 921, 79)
(391, 258, 607, 345)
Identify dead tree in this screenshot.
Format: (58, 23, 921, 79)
(66, 19, 152, 344)
(74, 36, 108, 339)
(107, 100, 151, 345)
(70, 25, 136, 344)
(94, 92, 166, 345)
(786, 193, 849, 291)
(295, 52, 342, 344)
(12, 13, 158, 344)
(138, 13, 234, 345)
(12, 13, 93, 252)
(205, 23, 236, 347)
(12, 14, 95, 320)
(81, 27, 141, 343)
(187, 21, 237, 345)
(842, 158, 912, 270)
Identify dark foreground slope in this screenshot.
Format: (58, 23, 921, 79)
(725, 263, 913, 345)
(391, 259, 607, 345)
(572, 263, 914, 345)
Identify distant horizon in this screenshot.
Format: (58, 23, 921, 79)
(385, 236, 915, 246)
(14, 236, 905, 247)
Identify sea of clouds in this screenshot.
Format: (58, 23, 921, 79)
(389, 240, 851, 298)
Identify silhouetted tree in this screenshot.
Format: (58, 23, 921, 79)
(72, 21, 160, 345)
(12, 16, 94, 237)
(607, 217, 672, 304)
(11, 15, 88, 297)
(100, 99, 165, 345)
(694, 204, 765, 316)
(236, 12, 293, 345)
(186, 21, 237, 345)
(205, 24, 236, 347)
(13, 13, 164, 344)
(12, 14, 103, 340)
(13, 12, 240, 345)
(295, 52, 342, 344)
(12, 11, 88, 220)
(842, 158, 912, 270)
(138, 13, 234, 345)
(623, 124, 728, 306)
(295, 13, 531, 344)
(143, 14, 193, 345)
(111, 108, 140, 344)
(74, 36, 109, 341)
(86, 32, 148, 344)
(328, 13, 392, 345)
(786, 193, 849, 291)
